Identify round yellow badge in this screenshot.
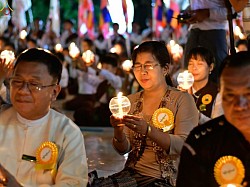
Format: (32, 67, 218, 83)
(152, 108, 174, 132)
(36, 141, 58, 166)
(202, 94, 212, 105)
(214, 156, 245, 186)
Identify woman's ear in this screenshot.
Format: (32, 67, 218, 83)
(209, 63, 214, 73)
(163, 64, 169, 76)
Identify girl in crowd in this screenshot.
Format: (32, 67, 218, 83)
(183, 46, 224, 125)
(90, 41, 198, 187)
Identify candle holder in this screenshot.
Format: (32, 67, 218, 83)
(177, 70, 194, 90)
(0, 50, 15, 65)
(109, 92, 131, 119)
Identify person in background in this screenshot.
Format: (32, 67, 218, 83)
(179, 46, 224, 125)
(53, 51, 69, 100)
(90, 41, 198, 187)
(94, 53, 122, 126)
(176, 51, 250, 186)
(0, 48, 88, 186)
(236, 39, 248, 52)
(183, 0, 229, 84)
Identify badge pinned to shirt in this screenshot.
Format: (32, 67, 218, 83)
(214, 155, 245, 186)
(35, 141, 58, 177)
(199, 94, 213, 111)
(152, 108, 174, 132)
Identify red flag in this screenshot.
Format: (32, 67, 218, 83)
(100, 0, 112, 38)
(78, 0, 95, 39)
(122, 0, 128, 25)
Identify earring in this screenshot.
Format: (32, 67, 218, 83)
(209, 71, 212, 74)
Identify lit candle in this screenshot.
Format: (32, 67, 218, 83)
(69, 42, 80, 58)
(0, 50, 15, 65)
(19, 30, 27, 40)
(109, 92, 131, 119)
(82, 50, 95, 64)
(122, 60, 133, 72)
(177, 70, 194, 90)
(117, 92, 124, 118)
(54, 43, 63, 52)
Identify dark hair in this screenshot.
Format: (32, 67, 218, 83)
(219, 51, 250, 77)
(100, 53, 119, 67)
(186, 46, 215, 66)
(14, 48, 62, 83)
(236, 39, 248, 48)
(131, 41, 173, 86)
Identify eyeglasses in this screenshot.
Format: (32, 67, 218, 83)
(132, 63, 159, 72)
(9, 78, 57, 92)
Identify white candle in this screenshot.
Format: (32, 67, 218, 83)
(19, 30, 27, 39)
(82, 50, 95, 64)
(69, 42, 80, 58)
(122, 60, 133, 72)
(54, 43, 63, 52)
(177, 70, 194, 90)
(117, 92, 124, 118)
(0, 50, 15, 65)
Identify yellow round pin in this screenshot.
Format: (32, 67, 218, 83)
(152, 108, 174, 132)
(214, 156, 245, 186)
(36, 141, 58, 165)
(202, 94, 212, 105)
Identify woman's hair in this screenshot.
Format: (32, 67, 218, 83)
(14, 48, 62, 83)
(186, 46, 215, 66)
(131, 41, 173, 86)
(131, 41, 171, 67)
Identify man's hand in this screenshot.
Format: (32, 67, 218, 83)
(0, 164, 22, 187)
(187, 9, 210, 24)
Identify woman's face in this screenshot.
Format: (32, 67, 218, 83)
(188, 55, 211, 82)
(133, 52, 167, 91)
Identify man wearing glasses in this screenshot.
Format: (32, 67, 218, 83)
(0, 48, 88, 186)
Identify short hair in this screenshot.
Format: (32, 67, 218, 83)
(132, 40, 170, 68)
(14, 48, 62, 83)
(131, 40, 173, 86)
(219, 51, 250, 77)
(186, 46, 215, 66)
(100, 53, 119, 67)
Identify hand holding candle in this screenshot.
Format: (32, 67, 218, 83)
(82, 50, 95, 64)
(177, 70, 194, 90)
(0, 50, 15, 65)
(109, 92, 131, 119)
(69, 42, 80, 59)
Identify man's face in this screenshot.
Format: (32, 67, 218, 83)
(220, 65, 250, 134)
(10, 61, 60, 120)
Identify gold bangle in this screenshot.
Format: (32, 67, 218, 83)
(145, 124, 152, 136)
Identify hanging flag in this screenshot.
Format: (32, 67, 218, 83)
(11, 0, 32, 31)
(48, 0, 60, 37)
(122, 0, 128, 25)
(167, 0, 180, 29)
(100, 0, 112, 38)
(78, 0, 95, 39)
(153, 0, 163, 39)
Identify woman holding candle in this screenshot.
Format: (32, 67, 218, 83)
(90, 41, 199, 187)
(179, 46, 224, 125)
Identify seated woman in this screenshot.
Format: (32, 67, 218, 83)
(89, 41, 199, 187)
(180, 46, 224, 125)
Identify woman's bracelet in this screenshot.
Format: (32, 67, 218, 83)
(145, 124, 152, 136)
